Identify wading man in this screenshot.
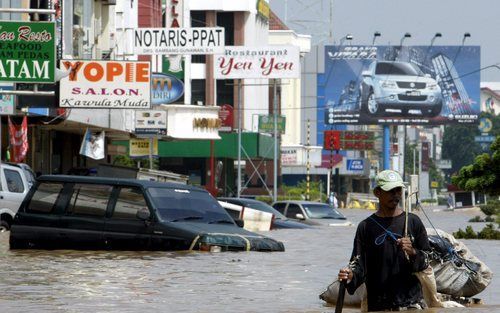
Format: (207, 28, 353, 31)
(338, 170, 430, 311)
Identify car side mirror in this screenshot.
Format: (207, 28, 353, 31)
(136, 208, 151, 221)
(234, 218, 244, 228)
(295, 213, 305, 220)
(361, 70, 371, 77)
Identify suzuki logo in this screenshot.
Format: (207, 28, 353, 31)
(410, 82, 415, 88)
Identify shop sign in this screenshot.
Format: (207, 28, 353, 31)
(135, 110, 167, 135)
(258, 115, 286, 133)
(436, 159, 452, 169)
(129, 138, 158, 157)
(193, 117, 221, 129)
(256, 0, 270, 21)
(166, 0, 183, 28)
(347, 159, 364, 171)
(218, 104, 233, 132)
(59, 60, 151, 108)
(0, 83, 14, 115)
(281, 148, 298, 166)
(214, 46, 300, 79)
(0, 21, 55, 83)
(134, 28, 225, 55)
(151, 72, 184, 105)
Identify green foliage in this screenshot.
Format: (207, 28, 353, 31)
(479, 199, 500, 216)
(468, 216, 483, 223)
(112, 155, 136, 167)
(478, 224, 500, 240)
(442, 124, 481, 174)
(280, 180, 326, 202)
(454, 224, 500, 240)
(452, 135, 500, 196)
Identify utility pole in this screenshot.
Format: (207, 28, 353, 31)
(306, 119, 311, 200)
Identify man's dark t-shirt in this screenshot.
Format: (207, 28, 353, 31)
(346, 212, 430, 311)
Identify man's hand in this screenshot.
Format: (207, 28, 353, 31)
(397, 237, 416, 256)
(338, 267, 353, 282)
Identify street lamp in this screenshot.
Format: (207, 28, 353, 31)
(339, 34, 353, 46)
(430, 32, 442, 46)
(462, 32, 471, 44)
(400, 32, 411, 46)
(372, 31, 381, 45)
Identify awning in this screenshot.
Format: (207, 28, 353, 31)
(113, 132, 277, 159)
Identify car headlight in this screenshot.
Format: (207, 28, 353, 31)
(380, 80, 397, 88)
(427, 82, 439, 90)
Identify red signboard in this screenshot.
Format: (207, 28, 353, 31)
(218, 104, 233, 131)
(324, 130, 341, 150)
(324, 130, 375, 151)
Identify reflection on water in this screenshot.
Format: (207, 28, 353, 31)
(0, 208, 498, 313)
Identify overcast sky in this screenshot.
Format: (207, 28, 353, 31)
(270, 0, 500, 82)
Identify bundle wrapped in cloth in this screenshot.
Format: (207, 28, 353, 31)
(320, 228, 492, 310)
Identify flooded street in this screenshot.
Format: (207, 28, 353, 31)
(0, 206, 498, 313)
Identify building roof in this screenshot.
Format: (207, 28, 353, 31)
(269, 10, 289, 30)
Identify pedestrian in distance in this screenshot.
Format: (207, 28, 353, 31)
(337, 170, 431, 311)
(329, 192, 338, 209)
(447, 193, 455, 211)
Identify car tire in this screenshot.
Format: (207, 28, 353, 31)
(427, 102, 443, 117)
(0, 220, 10, 232)
(366, 91, 381, 115)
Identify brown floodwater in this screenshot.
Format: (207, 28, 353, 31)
(0, 207, 497, 313)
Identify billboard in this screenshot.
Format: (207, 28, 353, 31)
(0, 21, 55, 83)
(134, 28, 225, 55)
(320, 45, 480, 125)
(214, 46, 300, 79)
(59, 60, 151, 109)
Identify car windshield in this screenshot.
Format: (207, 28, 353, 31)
(375, 62, 423, 76)
(240, 200, 287, 220)
(302, 204, 346, 219)
(148, 187, 234, 224)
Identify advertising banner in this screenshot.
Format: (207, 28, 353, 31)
(347, 159, 364, 171)
(214, 46, 300, 79)
(134, 110, 167, 136)
(281, 147, 298, 166)
(151, 72, 184, 105)
(8, 116, 28, 163)
(79, 128, 105, 160)
(258, 115, 286, 133)
(134, 28, 225, 55)
(59, 60, 151, 108)
(0, 21, 55, 83)
(320, 45, 480, 125)
(218, 104, 233, 132)
(0, 84, 14, 115)
(129, 138, 158, 157)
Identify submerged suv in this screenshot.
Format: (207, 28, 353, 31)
(10, 175, 284, 252)
(359, 61, 443, 117)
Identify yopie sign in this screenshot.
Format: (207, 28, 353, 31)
(59, 60, 151, 109)
(214, 46, 300, 79)
(0, 21, 55, 83)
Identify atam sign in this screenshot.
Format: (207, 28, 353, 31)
(59, 60, 151, 108)
(134, 28, 225, 55)
(214, 46, 300, 79)
(0, 21, 55, 83)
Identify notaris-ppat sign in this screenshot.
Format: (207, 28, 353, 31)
(0, 21, 55, 83)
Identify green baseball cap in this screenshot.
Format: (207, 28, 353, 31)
(375, 170, 405, 191)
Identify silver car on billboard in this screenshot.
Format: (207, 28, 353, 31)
(359, 61, 443, 117)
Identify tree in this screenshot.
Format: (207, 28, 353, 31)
(442, 124, 481, 175)
(451, 135, 500, 196)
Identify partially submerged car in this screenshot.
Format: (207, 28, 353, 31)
(359, 60, 443, 117)
(0, 163, 36, 232)
(10, 175, 284, 252)
(271, 200, 351, 226)
(218, 197, 312, 230)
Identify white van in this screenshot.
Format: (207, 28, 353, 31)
(0, 163, 35, 231)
